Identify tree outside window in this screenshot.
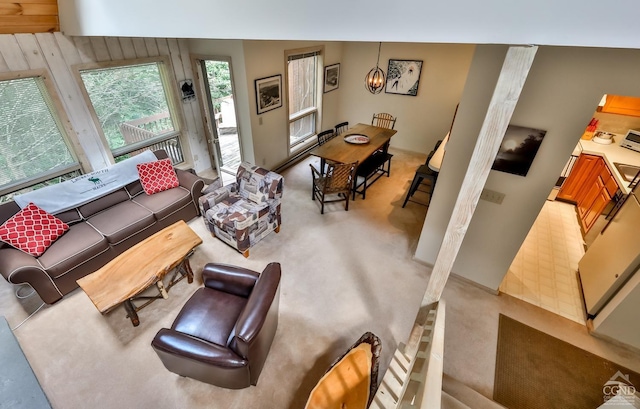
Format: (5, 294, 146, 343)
(287, 50, 321, 148)
(0, 76, 81, 203)
(79, 60, 184, 164)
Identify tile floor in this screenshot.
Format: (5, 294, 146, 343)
(500, 199, 587, 324)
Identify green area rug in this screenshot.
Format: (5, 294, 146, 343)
(494, 314, 640, 409)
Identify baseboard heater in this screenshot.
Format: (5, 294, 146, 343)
(274, 143, 319, 173)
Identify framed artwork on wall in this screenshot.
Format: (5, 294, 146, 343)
(323, 63, 340, 93)
(179, 79, 196, 102)
(255, 74, 282, 114)
(492, 125, 547, 177)
(385, 59, 423, 96)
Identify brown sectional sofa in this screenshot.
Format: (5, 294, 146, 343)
(0, 150, 205, 304)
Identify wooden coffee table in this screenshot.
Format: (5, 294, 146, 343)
(77, 220, 203, 327)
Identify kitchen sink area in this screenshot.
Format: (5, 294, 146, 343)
(613, 162, 640, 183)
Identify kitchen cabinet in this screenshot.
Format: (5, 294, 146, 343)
(557, 154, 602, 202)
(601, 95, 640, 117)
(558, 154, 618, 233)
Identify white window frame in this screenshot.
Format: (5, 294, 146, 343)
(285, 46, 324, 153)
(73, 57, 187, 164)
(0, 69, 86, 199)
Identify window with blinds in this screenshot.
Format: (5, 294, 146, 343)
(79, 60, 184, 164)
(287, 50, 321, 148)
(0, 76, 81, 203)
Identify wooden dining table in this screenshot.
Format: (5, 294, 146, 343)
(309, 123, 397, 165)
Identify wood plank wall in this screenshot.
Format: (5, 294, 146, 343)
(0, 0, 59, 34)
(0, 33, 205, 172)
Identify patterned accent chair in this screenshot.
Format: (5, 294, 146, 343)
(199, 163, 284, 258)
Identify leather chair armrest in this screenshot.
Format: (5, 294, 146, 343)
(230, 263, 281, 357)
(152, 328, 247, 368)
(202, 263, 260, 298)
(0, 248, 63, 304)
(175, 168, 205, 202)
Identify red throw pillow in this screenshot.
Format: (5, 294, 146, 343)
(136, 158, 180, 195)
(0, 202, 70, 257)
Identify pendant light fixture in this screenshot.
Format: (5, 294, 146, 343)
(364, 42, 385, 94)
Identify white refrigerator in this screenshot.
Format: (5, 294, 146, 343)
(578, 191, 640, 317)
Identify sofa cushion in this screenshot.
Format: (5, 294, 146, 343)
(207, 195, 270, 230)
(137, 159, 180, 195)
(125, 180, 144, 198)
(132, 186, 192, 221)
(86, 201, 155, 245)
(55, 208, 83, 225)
(78, 189, 130, 219)
(38, 222, 109, 279)
(0, 203, 69, 257)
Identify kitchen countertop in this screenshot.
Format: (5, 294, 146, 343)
(578, 134, 640, 194)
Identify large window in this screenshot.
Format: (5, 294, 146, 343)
(0, 75, 81, 203)
(287, 50, 322, 148)
(78, 60, 184, 163)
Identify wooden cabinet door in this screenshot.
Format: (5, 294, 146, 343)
(580, 165, 616, 233)
(557, 154, 602, 203)
(582, 187, 612, 232)
(577, 175, 603, 219)
(601, 95, 640, 117)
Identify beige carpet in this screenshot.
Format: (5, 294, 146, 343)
(3, 149, 640, 408)
(0, 149, 433, 409)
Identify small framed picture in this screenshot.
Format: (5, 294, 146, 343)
(323, 63, 340, 93)
(179, 79, 196, 102)
(385, 59, 423, 96)
(492, 125, 547, 177)
(255, 74, 283, 114)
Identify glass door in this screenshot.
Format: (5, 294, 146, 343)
(197, 58, 242, 178)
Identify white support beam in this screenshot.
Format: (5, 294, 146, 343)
(421, 45, 538, 308)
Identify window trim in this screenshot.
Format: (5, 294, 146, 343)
(72, 56, 188, 165)
(284, 46, 324, 153)
(0, 69, 87, 197)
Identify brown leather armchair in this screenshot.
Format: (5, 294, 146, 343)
(151, 262, 281, 389)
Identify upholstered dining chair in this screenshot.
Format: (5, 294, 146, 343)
(151, 262, 281, 389)
(310, 161, 358, 214)
(334, 121, 349, 136)
(371, 112, 396, 130)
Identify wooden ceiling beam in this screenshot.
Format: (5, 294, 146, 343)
(0, 0, 59, 34)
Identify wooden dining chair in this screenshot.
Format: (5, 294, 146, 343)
(402, 140, 442, 208)
(334, 121, 349, 136)
(371, 113, 396, 130)
(317, 129, 335, 146)
(315, 129, 337, 174)
(310, 161, 358, 214)
(371, 113, 396, 156)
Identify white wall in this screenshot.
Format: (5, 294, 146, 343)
(339, 42, 474, 154)
(233, 40, 472, 168)
(59, 0, 640, 49)
(241, 40, 344, 168)
(415, 45, 640, 290)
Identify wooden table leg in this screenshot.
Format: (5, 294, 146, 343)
(123, 300, 140, 327)
(183, 259, 194, 284)
(157, 280, 169, 299)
